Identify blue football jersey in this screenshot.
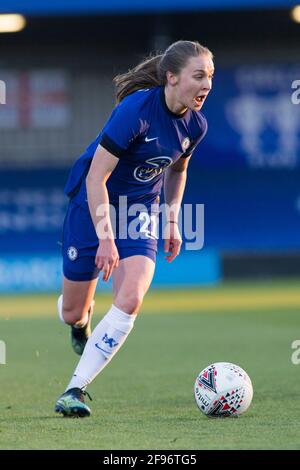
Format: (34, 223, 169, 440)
(64, 86, 207, 207)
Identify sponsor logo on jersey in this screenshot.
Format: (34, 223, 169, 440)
(134, 156, 172, 182)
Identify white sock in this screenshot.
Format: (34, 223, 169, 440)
(66, 304, 136, 391)
(57, 294, 90, 327)
(57, 295, 64, 323)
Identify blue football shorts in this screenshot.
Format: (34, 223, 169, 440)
(62, 200, 158, 281)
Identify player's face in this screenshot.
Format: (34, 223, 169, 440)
(171, 54, 214, 112)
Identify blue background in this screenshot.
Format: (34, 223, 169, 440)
(1, 64, 300, 290)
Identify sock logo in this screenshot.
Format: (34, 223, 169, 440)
(102, 333, 119, 348)
(95, 333, 119, 354)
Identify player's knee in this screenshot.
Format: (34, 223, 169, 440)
(62, 303, 85, 325)
(115, 291, 144, 315)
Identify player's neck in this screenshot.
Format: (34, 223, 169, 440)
(164, 86, 187, 116)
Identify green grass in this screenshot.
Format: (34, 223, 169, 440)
(0, 281, 300, 449)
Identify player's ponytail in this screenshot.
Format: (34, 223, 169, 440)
(114, 40, 213, 104)
(113, 55, 162, 104)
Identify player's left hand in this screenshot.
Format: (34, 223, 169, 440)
(164, 222, 182, 263)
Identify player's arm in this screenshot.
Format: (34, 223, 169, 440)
(87, 95, 143, 277)
(86, 144, 119, 281)
(163, 155, 192, 262)
(164, 154, 191, 222)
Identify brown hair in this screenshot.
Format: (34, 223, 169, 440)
(113, 40, 213, 103)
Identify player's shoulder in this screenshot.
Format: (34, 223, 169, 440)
(118, 87, 159, 112)
(194, 110, 208, 127)
(191, 110, 208, 135)
(185, 110, 208, 145)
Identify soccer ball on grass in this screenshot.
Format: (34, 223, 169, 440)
(194, 362, 253, 418)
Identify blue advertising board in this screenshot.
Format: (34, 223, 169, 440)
(195, 64, 300, 170)
(0, 169, 220, 291)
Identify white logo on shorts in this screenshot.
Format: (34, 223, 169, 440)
(67, 246, 78, 261)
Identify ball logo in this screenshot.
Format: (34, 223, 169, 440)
(182, 137, 190, 151)
(198, 366, 217, 393)
(67, 246, 78, 261)
(134, 156, 172, 182)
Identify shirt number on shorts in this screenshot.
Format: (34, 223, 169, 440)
(138, 212, 158, 240)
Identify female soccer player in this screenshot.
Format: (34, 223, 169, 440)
(55, 40, 214, 417)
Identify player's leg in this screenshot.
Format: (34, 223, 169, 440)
(58, 275, 98, 326)
(59, 199, 101, 354)
(57, 275, 99, 356)
(55, 276, 100, 417)
(55, 253, 155, 417)
(65, 254, 155, 388)
(112, 254, 155, 313)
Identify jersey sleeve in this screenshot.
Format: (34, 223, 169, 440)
(180, 143, 197, 159)
(181, 114, 208, 159)
(99, 94, 145, 158)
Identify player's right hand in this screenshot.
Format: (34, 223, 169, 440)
(95, 240, 119, 282)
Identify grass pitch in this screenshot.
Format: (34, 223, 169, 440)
(0, 280, 300, 450)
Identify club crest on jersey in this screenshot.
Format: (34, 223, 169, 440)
(134, 156, 173, 182)
(67, 246, 78, 261)
(182, 137, 190, 151)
